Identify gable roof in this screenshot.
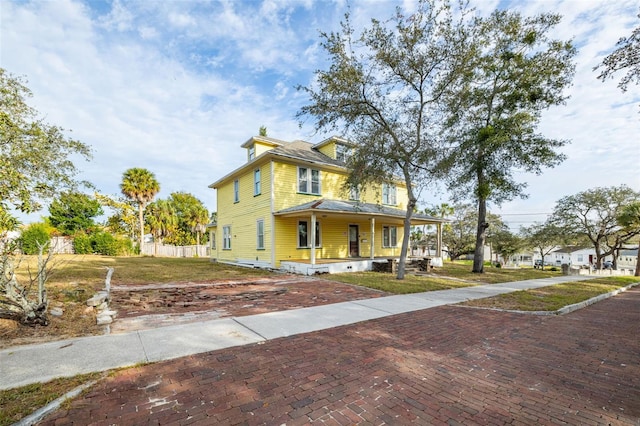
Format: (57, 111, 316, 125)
(209, 138, 348, 189)
(274, 199, 448, 225)
(270, 140, 346, 168)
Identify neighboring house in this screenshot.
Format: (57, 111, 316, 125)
(549, 246, 613, 267)
(617, 247, 638, 272)
(208, 135, 447, 275)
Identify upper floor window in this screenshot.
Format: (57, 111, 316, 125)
(335, 144, 351, 162)
(298, 167, 321, 195)
(248, 145, 255, 161)
(223, 225, 232, 249)
(349, 185, 360, 201)
(382, 183, 397, 205)
(234, 179, 239, 203)
(254, 169, 261, 196)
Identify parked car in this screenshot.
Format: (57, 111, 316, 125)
(603, 260, 613, 269)
(534, 259, 543, 269)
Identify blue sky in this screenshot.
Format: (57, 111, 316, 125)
(2, 0, 639, 230)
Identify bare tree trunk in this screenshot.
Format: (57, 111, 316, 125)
(635, 244, 640, 277)
(0, 249, 50, 326)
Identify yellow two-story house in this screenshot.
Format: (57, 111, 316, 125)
(208, 135, 446, 274)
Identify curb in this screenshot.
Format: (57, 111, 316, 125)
(555, 282, 639, 315)
(13, 379, 99, 426)
(460, 282, 640, 316)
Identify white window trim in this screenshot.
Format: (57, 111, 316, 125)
(223, 225, 232, 250)
(382, 183, 397, 205)
(297, 166, 321, 195)
(298, 220, 321, 248)
(349, 185, 360, 201)
(233, 179, 239, 203)
(256, 219, 264, 250)
(382, 225, 398, 248)
(254, 168, 261, 196)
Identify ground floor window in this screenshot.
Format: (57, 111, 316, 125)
(223, 225, 231, 249)
(256, 219, 264, 249)
(383, 226, 397, 248)
(298, 220, 321, 248)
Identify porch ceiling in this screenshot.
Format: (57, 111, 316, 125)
(273, 199, 446, 225)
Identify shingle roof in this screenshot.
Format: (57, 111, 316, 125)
(269, 140, 345, 168)
(274, 199, 447, 224)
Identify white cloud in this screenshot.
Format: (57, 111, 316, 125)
(1, 0, 639, 228)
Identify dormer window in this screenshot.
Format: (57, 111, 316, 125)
(248, 145, 256, 161)
(335, 144, 351, 162)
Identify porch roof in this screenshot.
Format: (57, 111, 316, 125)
(273, 199, 447, 225)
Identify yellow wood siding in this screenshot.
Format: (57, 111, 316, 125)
(272, 216, 404, 265)
(215, 162, 272, 264)
(254, 141, 277, 157)
(271, 160, 408, 211)
(316, 143, 335, 158)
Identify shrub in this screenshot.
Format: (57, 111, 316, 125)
(73, 232, 134, 256)
(19, 223, 51, 255)
(73, 233, 92, 254)
(92, 232, 119, 256)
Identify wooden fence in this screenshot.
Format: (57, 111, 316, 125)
(141, 243, 209, 258)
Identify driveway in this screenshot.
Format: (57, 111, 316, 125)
(38, 287, 640, 425)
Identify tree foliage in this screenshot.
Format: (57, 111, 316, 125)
(297, 0, 471, 278)
(48, 192, 103, 236)
(488, 224, 522, 265)
(146, 199, 177, 254)
(19, 223, 52, 255)
(0, 68, 92, 213)
(442, 204, 477, 261)
(617, 201, 640, 276)
(520, 222, 566, 269)
(551, 185, 640, 269)
(163, 192, 209, 246)
(442, 11, 576, 273)
(120, 168, 160, 250)
(95, 193, 137, 239)
(595, 10, 640, 96)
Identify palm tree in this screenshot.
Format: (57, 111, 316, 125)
(120, 168, 160, 252)
(146, 199, 176, 255)
(186, 204, 209, 247)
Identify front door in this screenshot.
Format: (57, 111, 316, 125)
(349, 225, 359, 257)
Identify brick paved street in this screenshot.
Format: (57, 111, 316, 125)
(40, 288, 640, 425)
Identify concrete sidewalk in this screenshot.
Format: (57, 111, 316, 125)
(0, 275, 594, 390)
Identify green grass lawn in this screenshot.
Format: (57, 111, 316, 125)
(460, 276, 639, 311)
(0, 373, 101, 426)
(329, 260, 562, 293)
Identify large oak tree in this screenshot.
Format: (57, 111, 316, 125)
(297, 0, 471, 279)
(441, 11, 576, 273)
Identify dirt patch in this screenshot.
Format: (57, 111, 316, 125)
(1, 276, 387, 346)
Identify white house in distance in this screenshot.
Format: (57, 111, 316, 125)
(617, 247, 639, 272)
(548, 246, 597, 267)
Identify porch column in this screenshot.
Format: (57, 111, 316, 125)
(310, 213, 316, 266)
(370, 217, 375, 259)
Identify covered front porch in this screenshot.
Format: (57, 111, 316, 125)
(274, 199, 446, 275)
